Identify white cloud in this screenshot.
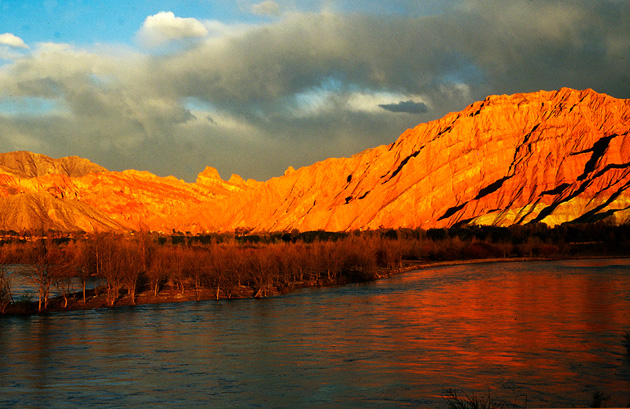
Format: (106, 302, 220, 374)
(137, 11, 209, 47)
(289, 86, 431, 117)
(0, 33, 29, 49)
(251, 1, 281, 16)
(346, 92, 429, 114)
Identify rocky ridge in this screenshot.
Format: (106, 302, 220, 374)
(0, 88, 628, 233)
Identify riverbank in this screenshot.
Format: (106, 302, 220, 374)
(5, 255, 624, 316)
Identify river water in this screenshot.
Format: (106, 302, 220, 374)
(1, 259, 630, 408)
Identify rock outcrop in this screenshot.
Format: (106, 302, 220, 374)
(0, 88, 627, 233)
(0, 151, 106, 178)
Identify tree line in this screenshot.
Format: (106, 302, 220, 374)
(0, 233, 397, 313)
(0, 221, 628, 314)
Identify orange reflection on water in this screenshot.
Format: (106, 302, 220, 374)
(1, 259, 629, 408)
(355, 260, 630, 404)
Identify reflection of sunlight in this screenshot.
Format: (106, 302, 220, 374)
(354, 260, 630, 405)
(2, 260, 630, 407)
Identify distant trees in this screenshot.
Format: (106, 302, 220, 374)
(0, 221, 629, 314)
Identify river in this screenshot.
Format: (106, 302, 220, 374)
(1, 258, 629, 408)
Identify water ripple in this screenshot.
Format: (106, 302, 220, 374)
(1, 259, 630, 407)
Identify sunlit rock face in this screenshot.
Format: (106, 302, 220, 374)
(0, 88, 628, 233)
(200, 88, 630, 232)
(0, 151, 107, 178)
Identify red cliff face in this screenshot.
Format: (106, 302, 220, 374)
(0, 88, 628, 233)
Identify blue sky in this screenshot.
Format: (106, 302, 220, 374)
(0, 0, 460, 53)
(0, 0, 628, 182)
(2, 1, 216, 45)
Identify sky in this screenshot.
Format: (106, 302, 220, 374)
(0, 0, 628, 182)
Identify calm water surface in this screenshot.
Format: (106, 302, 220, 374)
(1, 259, 630, 408)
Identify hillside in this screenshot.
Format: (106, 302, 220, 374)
(0, 88, 628, 233)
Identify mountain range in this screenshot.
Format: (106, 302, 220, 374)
(0, 88, 628, 234)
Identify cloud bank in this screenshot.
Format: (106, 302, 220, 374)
(0, 0, 628, 182)
(251, 1, 281, 16)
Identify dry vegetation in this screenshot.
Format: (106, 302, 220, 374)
(0, 222, 628, 315)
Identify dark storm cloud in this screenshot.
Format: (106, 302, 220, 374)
(379, 100, 429, 114)
(0, 0, 627, 181)
(150, 0, 629, 122)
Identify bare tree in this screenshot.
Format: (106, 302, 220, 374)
(207, 244, 225, 300)
(72, 238, 98, 303)
(187, 248, 211, 301)
(247, 248, 276, 298)
(73, 233, 114, 301)
(277, 243, 298, 286)
(223, 247, 245, 300)
(168, 246, 188, 296)
(0, 249, 13, 313)
(119, 240, 144, 305)
(51, 244, 77, 309)
(22, 238, 57, 312)
(146, 246, 168, 297)
(323, 241, 344, 281)
(98, 236, 125, 307)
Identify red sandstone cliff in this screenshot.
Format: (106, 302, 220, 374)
(0, 88, 627, 233)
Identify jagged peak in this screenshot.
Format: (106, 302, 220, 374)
(196, 166, 223, 184)
(228, 174, 245, 185)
